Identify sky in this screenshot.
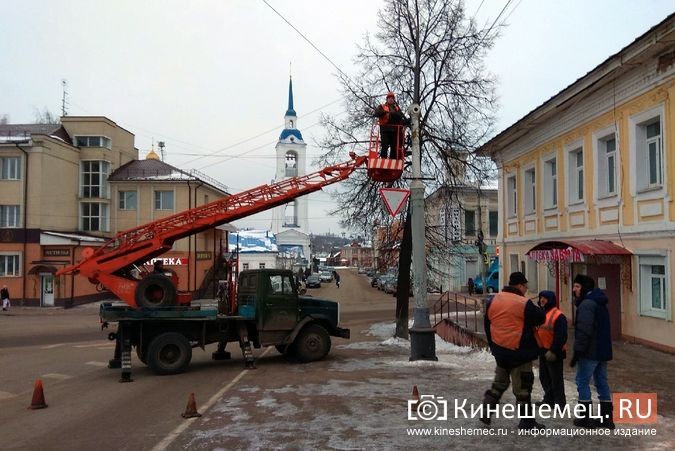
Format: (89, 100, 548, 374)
(2, 1, 673, 235)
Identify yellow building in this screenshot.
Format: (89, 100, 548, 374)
(0, 116, 228, 306)
(478, 15, 675, 352)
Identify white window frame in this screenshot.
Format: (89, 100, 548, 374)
(567, 145, 584, 205)
(154, 190, 174, 210)
(506, 174, 517, 218)
(75, 135, 112, 149)
(0, 156, 21, 180)
(259, 262, 266, 269)
(637, 253, 670, 320)
(526, 259, 538, 292)
(242, 263, 249, 270)
(523, 166, 536, 215)
(594, 127, 618, 199)
(80, 202, 109, 232)
(80, 160, 111, 199)
(119, 191, 137, 210)
(630, 105, 666, 194)
(543, 154, 557, 210)
(0, 253, 21, 277)
(464, 209, 475, 237)
(0, 205, 20, 228)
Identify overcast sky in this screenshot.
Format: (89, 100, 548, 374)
(2, 1, 673, 235)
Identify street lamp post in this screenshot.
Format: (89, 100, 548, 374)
(408, 103, 437, 361)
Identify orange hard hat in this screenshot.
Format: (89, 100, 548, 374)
(386, 91, 395, 99)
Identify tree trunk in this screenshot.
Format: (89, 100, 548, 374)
(394, 206, 412, 339)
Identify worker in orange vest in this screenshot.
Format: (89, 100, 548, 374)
(373, 92, 407, 158)
(480, 271, 546, 430)
(534, 290, 568, 408)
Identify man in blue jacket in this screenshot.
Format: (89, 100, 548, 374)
(570, 274, 614, 429)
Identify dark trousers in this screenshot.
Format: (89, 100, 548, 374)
(538, 355, 566, 406)
(380, 127, 405, 159)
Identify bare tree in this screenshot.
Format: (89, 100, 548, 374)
(32, 107, 60, 124)
(318, 0, 498, 338)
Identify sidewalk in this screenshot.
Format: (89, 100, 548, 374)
(435, 291, 675, 418)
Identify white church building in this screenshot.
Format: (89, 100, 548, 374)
(270, 77, 311, 270)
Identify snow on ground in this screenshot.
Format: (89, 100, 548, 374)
(177, 321, 672, 450)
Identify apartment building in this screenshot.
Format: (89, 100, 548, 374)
(0, 116, 228, 306)
(478, 14, 675, 352)
(426, 185, 498, 292)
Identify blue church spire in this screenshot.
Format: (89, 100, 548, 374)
(285, 76, 296, 117)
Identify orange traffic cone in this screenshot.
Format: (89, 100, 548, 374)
(181, 392, 202, 419)
(410, 385, 420, 410)
(28, 379, 48, 410)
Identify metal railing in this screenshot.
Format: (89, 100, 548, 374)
(431, 291, 483, 333)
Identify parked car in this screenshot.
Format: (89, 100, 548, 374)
(377, 274, 396, 291)
(306, 274, 322, 288)
(319, 271, 334, 282)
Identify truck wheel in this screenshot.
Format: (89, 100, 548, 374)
(292, 324, 331, 362)
(146, 332, 192, 375)
(135, 275, 177, 308)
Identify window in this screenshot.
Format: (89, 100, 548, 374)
(154, 191, 174, 210)
(81, 161, 110, 198)
(524, 168, 536, 214)
(526, 259, 538, 292)
(635, 114, 664, 192)
(507, 175, 517, 217)
(119, 191, 137, 210)
(489, 211, 498, 236)
(283, 201, 297, 227)
(81, 203, 108, 232)
(464, 209, 475, 237)
(243, 263, 249, 270)
(0, 205, 20, 227)
(259, 263, 266, 269)
(639, 255, 668, 319)
(543, 157, 557, 209)
(597, 135, 617, 198)
(0, 254, 20, 276)
(285, 151, 298, 177)
(75, 136, 112, 149)
(0, 157, 21, 180)
(568, 147, 584, 204)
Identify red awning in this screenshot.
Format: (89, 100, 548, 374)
(527, 240, 632, 262)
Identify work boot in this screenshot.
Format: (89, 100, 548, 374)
(595, 401, 616, 429)
(479, 390, 499, 426)
(573, 401, 597, 428)
(517, 401, 545, 430)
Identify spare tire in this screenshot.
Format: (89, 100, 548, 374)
(135, 274, 177, 308)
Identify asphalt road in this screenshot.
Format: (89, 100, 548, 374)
(0, 268, 400, 450)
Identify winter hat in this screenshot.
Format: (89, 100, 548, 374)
(508, 271, 528, 286)
(538, 290, 556, 305)
(573, 274, 595, 293)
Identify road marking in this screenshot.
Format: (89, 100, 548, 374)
(0, 391, 17, 401)
(74, 343, 113, 348)
(151, 347, 272, 451)
(41, 344, 64, 349)
(85, 361, 109, 367)
(42, 373, 73, 380)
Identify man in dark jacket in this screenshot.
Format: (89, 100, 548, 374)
(571, 274, 614, 429)
(373, 92, 407, 158)
(480, 272, 546, 430)
(534, 290, 567, 407)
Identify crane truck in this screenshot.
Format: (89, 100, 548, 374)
(57, 152, 394, 381)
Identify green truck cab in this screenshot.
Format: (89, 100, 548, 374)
(101, 269, 349, 378)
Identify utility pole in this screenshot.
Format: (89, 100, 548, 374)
(475, 189, 487, 296)
(408, 103, 437, 361)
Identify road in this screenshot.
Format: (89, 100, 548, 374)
(0, 268, 400, 450)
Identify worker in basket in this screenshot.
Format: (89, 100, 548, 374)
(373, 91, 409, 159)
